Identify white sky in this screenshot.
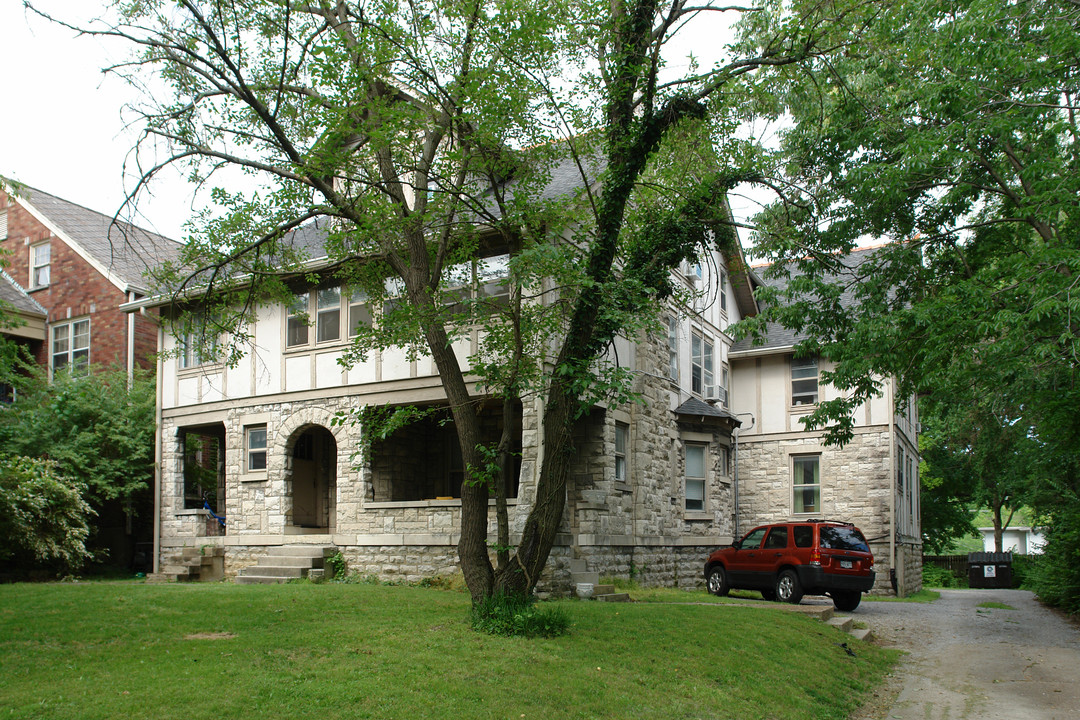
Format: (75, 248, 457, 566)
(1, 2, 766, 246)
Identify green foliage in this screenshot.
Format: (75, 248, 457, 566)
(469, 592, 571, 638)
(921, 564, 967, 589)
(0, 455, 94, 571)
(0, 362, 155, 509)
(324, 551, 347, 581)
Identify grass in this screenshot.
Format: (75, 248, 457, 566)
(976, 601, 1015, 610)
(0, 581, 897, 720)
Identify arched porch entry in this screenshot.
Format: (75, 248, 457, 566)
(286, 425, 337, 532)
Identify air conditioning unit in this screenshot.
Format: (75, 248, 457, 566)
(704, 385, 728, 404)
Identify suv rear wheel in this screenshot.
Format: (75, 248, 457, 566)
(775, 569, 804, 604)
(706, 566, 729, 596)
(831, 590, 862, 612)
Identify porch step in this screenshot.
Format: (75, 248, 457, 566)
(233, 545, 334, 585)
(826, 615, 854, 633)
(147, 546, 225, 583)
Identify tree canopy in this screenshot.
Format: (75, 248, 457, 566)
(737, 0, 1080, 602)
(34, 0, 865, 600)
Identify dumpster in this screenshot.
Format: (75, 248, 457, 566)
(968, 551, 1012, 589)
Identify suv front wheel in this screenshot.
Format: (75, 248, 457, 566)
(775, 569, 804, 604)
(706, 566, 729, 596)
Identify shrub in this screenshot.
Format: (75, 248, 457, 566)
(921, 563, 966, 588)
(469, 592, 570, 638)
(324, 551, 347, 580)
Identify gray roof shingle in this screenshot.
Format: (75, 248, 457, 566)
(730, 245, 882, 355)
(0, 269, 47, 317)
(17, 185, 183, 292)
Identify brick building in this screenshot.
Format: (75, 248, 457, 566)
(0, 182, 182, 376)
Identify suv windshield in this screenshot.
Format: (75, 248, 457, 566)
(819, 525, 870, 552)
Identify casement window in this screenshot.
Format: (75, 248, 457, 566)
(614, 422, 629, 483)
(30, 243, 50, 288)
(691, 333, 714, 396)
(0, 208, 8, 241)
(51, 318, 90, 375)
(286, 293, 310, 347)
(245, 425, 268, 472)
(348, 289, 373, 336)
(179, 321, 219, 369)
(718, 445, 729, 477)
(316, 287, 341, 343)
(666, 316, 679, 381)
(685, 443, 707, 511)
(720, 366, 730, 408)
(792, 455, 820, 514)
(791, 356, 819, 406)
(719, 268, 728, 313)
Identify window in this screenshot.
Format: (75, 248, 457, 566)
(763, 526, 788, 549)
(180, 321, 219, 369)
(246, 426, 268, 472)
(348, 289, 373, 336)
(614, 422, 628, 483)
(792, 455, 820, 514)
(286, 293, 310, 347)
(718, 445, 729, 477)
(51, 318, 90, 375)
(0, 208, 7, 240)
(793, 525, 814, 548)
(685, 443, 707, 511)
(720, 366, 730, 408)
(791, 356, 819, 406)
(719, 269, 728, 313)
(316, 287, 341, 343)
(691, 333, 714, 396)
(666, 316, 678, 380)
(31, 243, 50, 288)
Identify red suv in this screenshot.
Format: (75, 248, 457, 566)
(704, 520, 876, 611)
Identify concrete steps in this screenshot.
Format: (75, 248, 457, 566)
(568, 559, 631, 602)
(147, 547, 225, 583)
(234, 545, 334, 585)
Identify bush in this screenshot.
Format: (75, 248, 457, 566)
(469, 592, 570, 638)
(324, 551, 347, 580)
(1010, 554, 1037, 590)
(1027, 518, 1080, 614)
(922, 563, 966, 588)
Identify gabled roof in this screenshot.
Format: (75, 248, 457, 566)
(8, 184, 184, 295)
(729, 245, 882, 357)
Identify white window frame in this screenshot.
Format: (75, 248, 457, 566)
(245, 425, 268, 472)
(348, 288, 373, 337)
(791, 356, 819, 406)
(179, 320, 220, 370)
(286, 293, 310, 347)
(719, 268, 728, 313)
(614, 422, 629, 483)
(691, 332, 714, 396)
(666, 316, 679, 381)
(30, 242, 50, 289)
(685, 443, 708, 512)
(315, 287, 342, 343)
(792, 454, 820, 514)
(51, 318, 90, 376)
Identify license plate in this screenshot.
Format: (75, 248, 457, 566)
(840, 560, 853, 569)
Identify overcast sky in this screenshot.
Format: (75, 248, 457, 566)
(1, 3, 765, 247)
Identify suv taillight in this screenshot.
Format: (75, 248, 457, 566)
(810, 549, 822, 567)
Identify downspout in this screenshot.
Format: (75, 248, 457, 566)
(153, 321, 164, 575)
(126, 290, 136, 387)
(887, 377, 897, 594)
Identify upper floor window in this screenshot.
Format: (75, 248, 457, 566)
(792, 455, 820, 514)
(691, 333, 714, 396)
(51, 318, 90, 376)
(179, 319, 220, 369)
(349, 289, 373, 336)
(791, 356, 819, 406)
(286, 293, 310, 347)
(614, 422, 628, 483)
(719, 269, 728, 313)
(316, 287, 341, 343)
(31, 243, 50, 288)
(685, 443, 707, 511)
(0, 208, 8, 241)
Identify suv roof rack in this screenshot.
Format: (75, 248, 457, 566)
(788, 518, 855, 526)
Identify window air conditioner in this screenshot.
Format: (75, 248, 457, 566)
(704, 385, 728, 404)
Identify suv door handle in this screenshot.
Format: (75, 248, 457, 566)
(774, 552, 783, 557)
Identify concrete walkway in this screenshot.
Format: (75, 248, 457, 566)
(846, 588, 1080, 720)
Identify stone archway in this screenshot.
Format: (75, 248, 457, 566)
(286, 424, 337, 531)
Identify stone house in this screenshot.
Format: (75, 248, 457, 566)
(135, 207, 921, 594)
(729, 246, 923, 596)
(0, 182, 182, 378)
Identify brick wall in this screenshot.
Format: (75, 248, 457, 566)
(0, 189, 155, 371)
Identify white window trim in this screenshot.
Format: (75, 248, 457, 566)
(684, 441, 709, 515)
(791, 453, 822, 515)
(614, 421, 629, 484)
(286, 285, 377, 351)
(691, 331, 714, 397)
(790, 356, 819, 408)
(30, 241, 50, 289)
(50, 317, 90, 377)
(244, 424, 268, 476)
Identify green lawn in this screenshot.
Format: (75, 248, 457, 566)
(0, 581, 897, 720)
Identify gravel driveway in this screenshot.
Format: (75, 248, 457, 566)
(840, 588, 1080, 720)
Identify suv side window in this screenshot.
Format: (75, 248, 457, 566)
(763, 527, 788, 549)
(819, 525, 871, 552)
(793, 525, 813, 548)
(739, 528, 768, 549)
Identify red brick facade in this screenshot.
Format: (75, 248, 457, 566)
(1, 189, 160, 373)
